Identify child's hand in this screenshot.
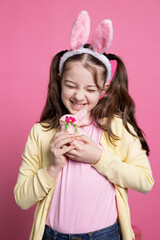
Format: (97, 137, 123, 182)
(65, 135, 102, 165)
(49, 131, 75, 168)
(47, 132, 75, 179)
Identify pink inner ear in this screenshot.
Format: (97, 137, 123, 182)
(92, 19, 113, 53)
(70, 10, 90, 50)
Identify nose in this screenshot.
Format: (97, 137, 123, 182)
(73, 90, 85, 102)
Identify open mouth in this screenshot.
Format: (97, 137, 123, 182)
(70, 101, 86, 108)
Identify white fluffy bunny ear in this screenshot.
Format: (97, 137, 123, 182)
(70, 10, 90, 50)
(92, 19, 113, 53)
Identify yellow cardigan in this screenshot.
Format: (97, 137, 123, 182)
(14, 117, 154, 240)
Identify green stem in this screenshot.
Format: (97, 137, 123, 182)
(65, 122, 68, 131)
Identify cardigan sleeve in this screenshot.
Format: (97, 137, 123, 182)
(92, 120, 154, 193)
(14, 124, 57, 210)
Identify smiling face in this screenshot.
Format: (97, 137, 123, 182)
(61, 61, 107, 119)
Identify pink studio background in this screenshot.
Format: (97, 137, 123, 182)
(0, 0, 159, 239)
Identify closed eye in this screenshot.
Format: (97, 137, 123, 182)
(66, 85, 76, 89)
(87, 89, 97, 92)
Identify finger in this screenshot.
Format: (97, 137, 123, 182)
(61, 145, 76, 155)
(70, 141, 86, 151)
(65, 146, 79, 156)
(54, 136, 75, 149)
(51, 132, 74, 145)
(65, 152, 77, 160)
(51, 131, 73, 143)
(75, 134, 90, 143)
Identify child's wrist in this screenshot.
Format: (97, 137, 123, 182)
(92, 148, 102, 165)
(46, 163, 62, 180)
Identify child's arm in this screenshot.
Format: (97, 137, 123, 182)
(14, 124, 57, 210)
(92, 121, 154, 193)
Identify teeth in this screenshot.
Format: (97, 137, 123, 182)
(72, 102, 84, 107)
(74, 104, 83, 107)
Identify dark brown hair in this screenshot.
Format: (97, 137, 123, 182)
(40, 44, 150, 155)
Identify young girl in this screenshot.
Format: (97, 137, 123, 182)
(14, 11, 154, 240)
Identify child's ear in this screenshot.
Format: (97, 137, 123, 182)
(58, 73, 62, 81)
(103, 83, 110, 91)
(99, 83, 110, 99)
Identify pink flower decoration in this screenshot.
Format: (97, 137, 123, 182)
(65, 116, 76, 123)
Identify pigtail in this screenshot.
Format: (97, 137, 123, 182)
(93, 54, 150, 155)
(40, 50, 68, 128)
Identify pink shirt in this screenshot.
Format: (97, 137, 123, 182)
(46, 120, 117, 233)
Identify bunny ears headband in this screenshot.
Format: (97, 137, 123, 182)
(59, 10, 113, 82)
